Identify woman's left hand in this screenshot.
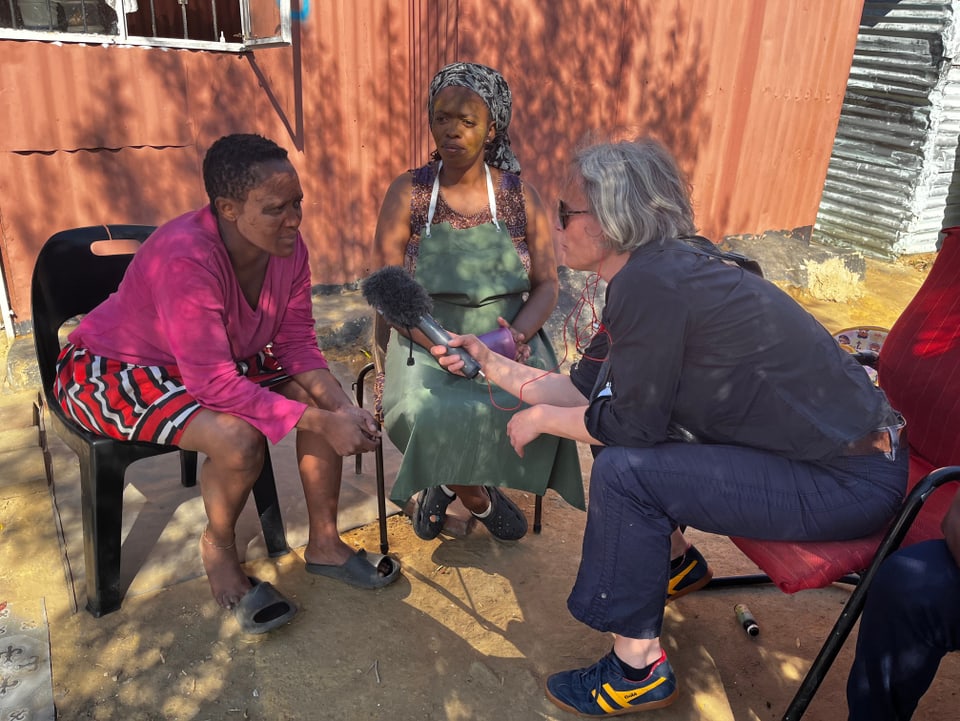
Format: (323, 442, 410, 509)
(343, 405, 380, 441)
(315, 406, 380, 455)
(497, 317, 532, 363)
(506, 406, 543, 457)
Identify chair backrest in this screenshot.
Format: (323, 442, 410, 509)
(31, 225, 156, 397)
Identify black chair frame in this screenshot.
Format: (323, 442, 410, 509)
(33, 224, 289, 617)
(701, 465, 960, 720)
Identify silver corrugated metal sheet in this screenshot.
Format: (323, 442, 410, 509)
(814, 0, 960, 258)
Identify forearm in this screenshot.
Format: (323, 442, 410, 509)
(295, 405, 337, 434)
(509, 278, 559, 340)
(480, 350, 586, 407)
(535, 404, 601, 445)
(286, 372, 380, 454)
(293, 368, 353, 412)
(290, 369, 353, 435)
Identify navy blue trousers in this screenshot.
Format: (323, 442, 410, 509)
(847, 539, 960, 720)
(567, 442, 908, 639)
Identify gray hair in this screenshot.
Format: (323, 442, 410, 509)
(573, 138, 695, 253)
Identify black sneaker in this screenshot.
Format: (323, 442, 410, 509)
(667, 544, 713, 603)
(545, 649, 678, 716)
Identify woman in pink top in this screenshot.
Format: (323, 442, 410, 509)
(55, 134, 401, 634)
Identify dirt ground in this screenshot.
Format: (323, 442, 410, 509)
(7, 253, 960, 721)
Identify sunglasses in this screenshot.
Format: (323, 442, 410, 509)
(558, 199, 590, 229)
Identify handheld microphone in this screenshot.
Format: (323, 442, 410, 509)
(361, 266, 483, 379)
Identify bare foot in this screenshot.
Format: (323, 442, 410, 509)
(199, 530, 251, 609)
(302, 537, 357, 568)
(303, 538, 395, 579)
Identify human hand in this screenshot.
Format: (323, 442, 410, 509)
(343, 405, 379, 437)
(431, 332, 489, 376)
(323, 406, 380, 455)
(506, 406, 543, 458)
(496, 317, 531, 363)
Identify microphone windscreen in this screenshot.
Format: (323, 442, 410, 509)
(361, 266, 433, 328)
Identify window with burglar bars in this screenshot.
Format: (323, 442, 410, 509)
(0, 0, 290, 50)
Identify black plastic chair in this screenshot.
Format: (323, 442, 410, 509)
(32, 224, 289, 617)
(353, 313, 544, 554)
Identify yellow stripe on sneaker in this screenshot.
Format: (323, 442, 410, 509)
(667, 561, 697, 596)
(593, 676, 668, 713)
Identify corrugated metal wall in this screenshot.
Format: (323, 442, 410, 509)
(456, 1, 866, 244)
(815, 0, 960, 258)
(0, 0, 864, 333)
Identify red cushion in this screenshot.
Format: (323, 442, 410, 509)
(730, 532, 883, 594)
(731, 453, 958, 594)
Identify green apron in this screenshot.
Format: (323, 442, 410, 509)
(382, 165, 584, 509)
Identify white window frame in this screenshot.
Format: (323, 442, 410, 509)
(0, 0, 290, 51)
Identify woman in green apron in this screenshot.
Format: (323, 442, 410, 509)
(373, 62, 584, 541)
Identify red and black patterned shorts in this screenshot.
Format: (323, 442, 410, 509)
(55, 344, 288, 446)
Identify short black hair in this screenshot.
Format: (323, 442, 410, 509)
(202, 134, 289, 214)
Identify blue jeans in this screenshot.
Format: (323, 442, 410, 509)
(847, 539, 960, 721)
(567, 442, 908, 639)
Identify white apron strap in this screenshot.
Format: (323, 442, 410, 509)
(425, 161, 501, 237)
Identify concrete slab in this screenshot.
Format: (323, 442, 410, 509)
(0, 598, 56, 721)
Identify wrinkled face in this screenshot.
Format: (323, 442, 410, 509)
(554, 177, 607, 272)
(218, 159, 303, 257)
(430, 86, 496, 166)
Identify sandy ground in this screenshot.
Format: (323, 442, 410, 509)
(5, 253, 960, 721)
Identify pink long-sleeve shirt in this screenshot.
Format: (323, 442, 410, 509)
(69, 206, 328, 443)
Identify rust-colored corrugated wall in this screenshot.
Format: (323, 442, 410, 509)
(457, 0, 866, 242)
(0, 0, 863, 332)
